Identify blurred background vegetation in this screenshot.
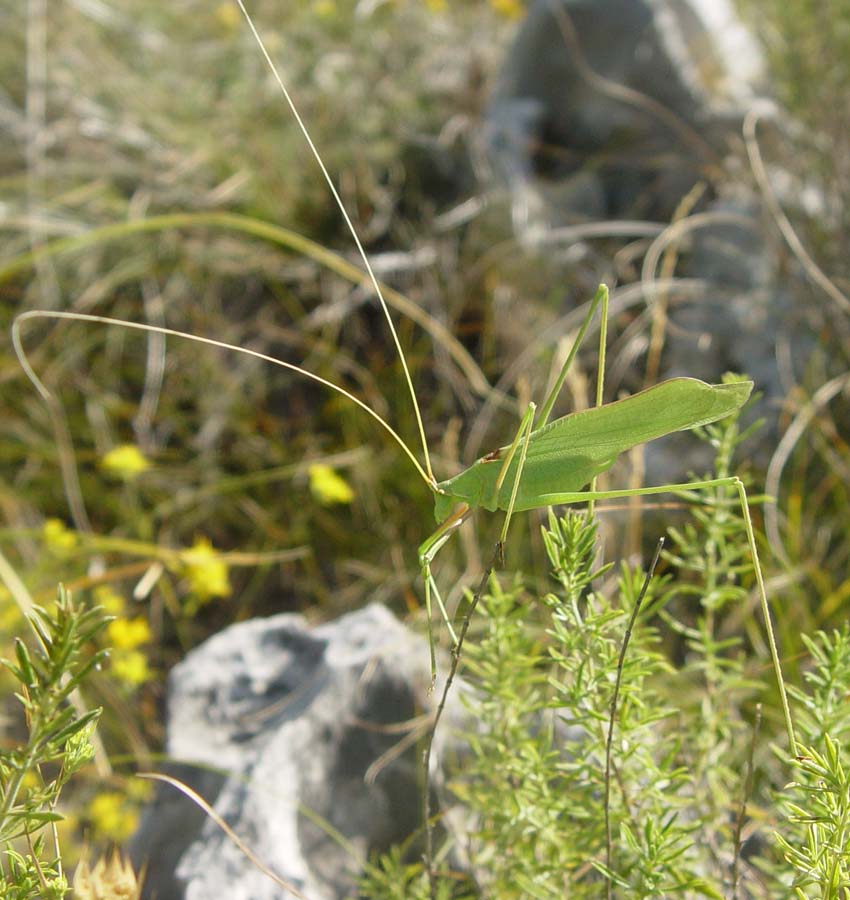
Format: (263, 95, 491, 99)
(1, 0, 849, 866)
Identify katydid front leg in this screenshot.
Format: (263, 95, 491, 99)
(419, 401, 538, 687)
(536, 284, 608, 427)
(418, 504, 469, 686)
(417, 287, 609, 687)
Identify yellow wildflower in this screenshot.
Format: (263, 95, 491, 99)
(424, 0, 447, 12)
(111, 650, 152, 687)
(86, 792, 139, 843)
(490, 0, 524, 18)
(107, 617, 151, 650)
(100, 444, 150, 480)
(126, 778, 153, 802)
(93, 584, 125, 616)
(43, 518, 78, 552)
(180, 537, 231, 602)
(308, 463, 355, 506)
(213, 1, 240, 31)
(313, 0, 336, 18)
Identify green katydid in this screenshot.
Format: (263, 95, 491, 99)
(11, 294, 797, 761)
(10, 1, 796, 762)
(414, 287, 764, 671)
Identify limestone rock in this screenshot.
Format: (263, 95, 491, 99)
(130, 604, 456, 900)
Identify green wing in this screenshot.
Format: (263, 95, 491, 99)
(433, 378, 751, 520)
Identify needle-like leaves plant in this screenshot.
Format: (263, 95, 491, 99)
(0, 587, 108, 899)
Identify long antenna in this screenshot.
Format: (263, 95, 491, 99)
(234, 0, 435, 485)
(12, 311, 431, 488)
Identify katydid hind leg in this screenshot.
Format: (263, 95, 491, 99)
(586, 281, 609, 517)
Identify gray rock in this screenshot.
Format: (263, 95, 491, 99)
(482, 0, 817, 480)
(130, 604, 458, 900)
(638, 189, 813, 482)
(486, 0, 766, 228)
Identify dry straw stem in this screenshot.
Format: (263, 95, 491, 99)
(744, 107, 850, 318)
(0, 210, 489, 399)
(137, 772, 313, 900)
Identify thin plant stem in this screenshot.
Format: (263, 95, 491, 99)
(731, 703, 762, 900)
(422, 541, 502, 896)
(604, 537, 664, 899)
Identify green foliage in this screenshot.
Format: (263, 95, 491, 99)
(0, 587, 107, 897)
(766, 626, 850, 898)
(0, 844, 68, 900)
(776, 737, 850, 899)
(788, 628, 850, 745)
(360, 843, 473, 900)
(451, 510, 726, 898)
(366, 403, 850, 899)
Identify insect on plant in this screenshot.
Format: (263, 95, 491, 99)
(12, 0, 797, 832)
